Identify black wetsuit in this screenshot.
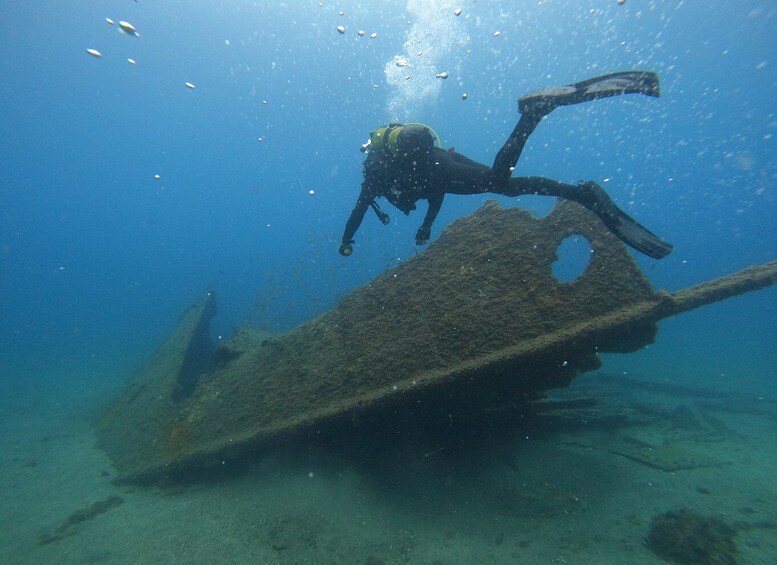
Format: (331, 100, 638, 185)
(340, 71, 673, 259)
(341, 114, 597, 249)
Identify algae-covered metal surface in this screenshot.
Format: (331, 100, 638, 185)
(95, 201, 777, 483)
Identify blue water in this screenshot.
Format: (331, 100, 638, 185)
(1, 0, 775, 397)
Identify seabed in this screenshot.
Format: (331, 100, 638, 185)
(4, 202, 777, 562)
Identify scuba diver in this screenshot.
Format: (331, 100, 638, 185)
(339, 71, 673, 260)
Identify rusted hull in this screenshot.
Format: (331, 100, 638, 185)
(95, 202, 777, 483)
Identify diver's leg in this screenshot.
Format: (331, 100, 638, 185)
(437, 151, 494, 195)
(491, 71, 661, 185)
(496, 177, 673, 259)
(448, 151, 492, 170)
(490, 113, 544, 185)
(494, 176, 577, 198)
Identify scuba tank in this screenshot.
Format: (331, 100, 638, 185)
(366, 123, 442, 157)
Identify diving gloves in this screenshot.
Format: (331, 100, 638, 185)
(519, 71, 661, 116)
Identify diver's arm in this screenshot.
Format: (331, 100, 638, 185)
(340, 184, 373, 256)
(416, 193, 444, 245)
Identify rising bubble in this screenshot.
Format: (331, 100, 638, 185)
(384, 0, 469, 121)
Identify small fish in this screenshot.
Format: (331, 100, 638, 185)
(86, 48, 102, 58)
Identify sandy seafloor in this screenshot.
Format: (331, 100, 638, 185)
(2, 364, 776, 565)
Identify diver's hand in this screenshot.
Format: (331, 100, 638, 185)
(415, 225, 431, 245)
(339, 241, 354, 256)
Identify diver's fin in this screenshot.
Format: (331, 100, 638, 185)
(578, 181, 673, 259)
(519, 71, 660, 116)
(607, 211, 674, 259)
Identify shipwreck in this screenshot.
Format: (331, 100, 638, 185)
(95, 201, 777, 484)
